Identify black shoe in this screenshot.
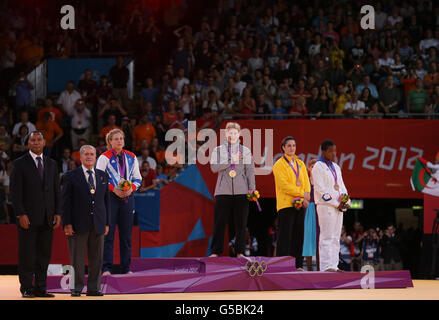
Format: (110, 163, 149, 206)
(86, 291, 104, 296)
(22, 291, 35, 298)
(71, 291, 81, 297)
(34, 292, 55, 298)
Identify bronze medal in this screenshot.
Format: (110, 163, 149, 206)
(334, 184, 339, 191)
(229, 170, 237, 178)
(90, 189, 96, 194)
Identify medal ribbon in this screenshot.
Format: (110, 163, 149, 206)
(283, 155, 300, 183)
(228, 144, 238, 170)
(319, 156, 338, 185)
(112, 149, 126, 180)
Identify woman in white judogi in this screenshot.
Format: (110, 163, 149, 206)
(312, 140, 351, 272)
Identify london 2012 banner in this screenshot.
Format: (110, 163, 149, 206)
(196, 119, 439, 199)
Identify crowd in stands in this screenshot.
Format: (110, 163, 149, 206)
(1, 0, 439, 227)
(265, 220, 408, 271)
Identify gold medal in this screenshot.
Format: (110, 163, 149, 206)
(90, 189, 96, 194)
(229, 170, 237, 178)
(334, 184, 339, 191)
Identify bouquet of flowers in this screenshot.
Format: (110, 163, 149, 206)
(337, 193, 350, 204)
(337, 193, 350, 211)
(118, 179, 132, 191)
(117, 179, 132, 202)
(292, 197, 304, 210)
(247, 190, 262, 212)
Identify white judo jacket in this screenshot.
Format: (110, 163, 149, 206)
(312, 159, 351, 210)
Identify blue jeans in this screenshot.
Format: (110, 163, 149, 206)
(102, 193, 135, 274)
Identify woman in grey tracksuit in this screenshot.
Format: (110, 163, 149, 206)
(209, 122, 256, 257)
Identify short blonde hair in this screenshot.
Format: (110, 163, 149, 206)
(106, 128, 125, 150)
(225, 122, 241, 132)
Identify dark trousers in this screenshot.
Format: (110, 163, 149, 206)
(17, 224, 53, 294)
(103, 194, 134, 274)
(276, 207, 305, 268)
(210, 195, 249, 255)
(68, 221, 104, 293)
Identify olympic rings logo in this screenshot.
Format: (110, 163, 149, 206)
(244, 260, 268, 277)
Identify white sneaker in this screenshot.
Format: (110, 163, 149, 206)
(209, 254, 218, 257)
(102, 271, 111, 276)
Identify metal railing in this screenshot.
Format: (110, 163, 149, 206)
(221, 113, 439, 120)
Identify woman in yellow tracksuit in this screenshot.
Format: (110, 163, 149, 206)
(272, 136, 311, 270)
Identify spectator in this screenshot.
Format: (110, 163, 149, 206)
(58, 147, 73, 176)
(12, 124, 29, 160)
(70, 99, 92, 150)
(97, 75, 113, 105)
(289, 95, 308, 116)
(77, 69, 97, 106)
(109, 56, 129, 108)
(100, 114, 121, 138)
(176, 67, 190, 95)
(140, 77, 159, 110)
(401, 68, 417, 99)
(407, 78, 429, 114)
(238, 87, 256, 115)
(380, 223, 403, 271)
(291, 79, 311, 106)
(379, 75, 402, 115)
(390, 53, 406, 77)
(178, 84, 195, 118)
(248, 48, 264, 77)
(343, 90, 365, 118)
(171, 38, 190, 75)
(136, 147, 157, 171)
(98, 97, 127, 126)
(330, 83, 351, 114)
(35, 111, 63, 157)
(426, 84, 439, 118)
(414, 59, 427, 80)
(339, 225, 353, 271)
(359, 87, 377, 113)
(195, 110, 214, 130)
(12, 72, 34, 120)
(139, 161, 157, 192)
(202, 90, 224, 114)
(57, 81, 82, 117)
(271, 98, 286, 120)
(308, 87, 327, 117)
(0, 124, 11, 152)
(11, 111, 35, 138)
(355, 75, 379, 99)
(201, 76, 221, 102)
(133, 114, 157, 153)
(361, 228, 380, 271)
(255, 93, 270, 118)
(419, 29, 439, 55)
(155, 165, 169, 190)
(350, 221, 366, 271)
(423, 62, 439, 96)
(37, 98, 63, 125)
(163, 100, 178, 126)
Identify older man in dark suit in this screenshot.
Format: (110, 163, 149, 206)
(61, 145, 110, 297)
(10, 131, 61, 298)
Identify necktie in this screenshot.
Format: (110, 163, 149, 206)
(87, 170, 95, 190)
(36, 156, 43, 180)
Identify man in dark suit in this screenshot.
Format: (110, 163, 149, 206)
(61, 145, 110, 297)
(10, 131, 61, 298)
